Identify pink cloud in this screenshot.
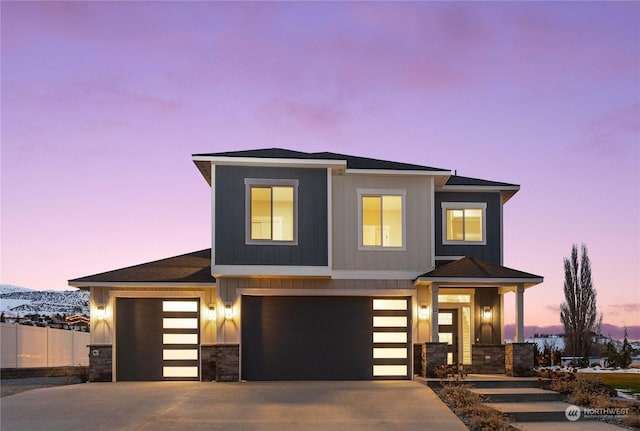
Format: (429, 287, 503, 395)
(259, 99, 346, 134)
(582, 103, 640, 154)
(607, 303, 640, 315)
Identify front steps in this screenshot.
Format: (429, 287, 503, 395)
(423, 374, 626, 430)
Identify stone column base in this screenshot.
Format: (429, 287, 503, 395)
(422, 343, 448, 377)
(470, 344, 505, 374)
(216, 344, 240, 382)
(201, 345, 217, 381)
(505, 343, 534, 377)
(88, 344, 112, 382)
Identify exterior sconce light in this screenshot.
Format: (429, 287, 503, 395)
(482, 306, 492, 323)
(224, 303, 233, 320)
(96, 305, 106, 320)
(207, 304, 216, 320)
(419, 303, 429, 320)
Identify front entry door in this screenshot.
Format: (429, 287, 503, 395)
(438, 309, 458, 365)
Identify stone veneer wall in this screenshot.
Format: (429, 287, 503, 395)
(505, 343, 534, 377)
(201, 345, 217, 381)
(470, 344, 505, 374)
(216, 344, 240, 382)
(422, 343, 448, 377)
(88, 344, 112, 382)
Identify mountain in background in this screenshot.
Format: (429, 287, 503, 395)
(0, 284, 89, 316)
(504, 323, 640, 342)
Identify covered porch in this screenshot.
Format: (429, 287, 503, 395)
(413, 257, 543, 377)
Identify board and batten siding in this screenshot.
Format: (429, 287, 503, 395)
(214, 165, 328, 266)
(331, 174, 433, 273)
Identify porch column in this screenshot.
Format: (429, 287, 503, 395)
(431, 283, 439, 342)
(515, 283, 524, 342)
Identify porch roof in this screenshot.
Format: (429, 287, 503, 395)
(416, 257, 543, 289)
(68, 249, 215, 289)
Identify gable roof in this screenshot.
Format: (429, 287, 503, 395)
(68, 249, 215, 289)
(193, 148, 448, 172)
(417, 257, 543, 287)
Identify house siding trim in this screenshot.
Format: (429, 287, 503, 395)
(332, 270, 424, 280)
(213, 265, 331, 277)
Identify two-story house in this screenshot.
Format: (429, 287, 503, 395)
(69, 148, 542, 382)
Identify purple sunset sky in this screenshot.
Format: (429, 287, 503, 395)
(1, 2, 638, 331)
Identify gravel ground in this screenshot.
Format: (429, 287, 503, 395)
(1, 376, 85, 398)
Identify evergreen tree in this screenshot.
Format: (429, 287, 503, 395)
(560, 244, 598, 358)
(620, 327, 633, 368)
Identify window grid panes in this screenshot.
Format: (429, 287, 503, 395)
(446, 208, 483, 242)
(250, 185, 294, 241)
(362, 194, 403, 247)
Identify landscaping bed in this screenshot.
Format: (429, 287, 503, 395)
(536, 368, 640, 429)
(430, 367, 518, 431)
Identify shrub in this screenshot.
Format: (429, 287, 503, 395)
(622, 413, 640, 429)
(437, 382, 517, 431)
(440, 384, 483, 408)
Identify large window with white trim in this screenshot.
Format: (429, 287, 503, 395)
(245, 179, 298, 244)
(358, 189, 406, 249)
(442, 202, 486, 245)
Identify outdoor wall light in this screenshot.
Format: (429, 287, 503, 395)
(224, 303, 233, 320)
(419, 303, 429, 320)
(207, 304, 216, 320)
(482, 306, 492, 323)
(96, 305, 106, 320)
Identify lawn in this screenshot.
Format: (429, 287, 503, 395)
(588, 372, 640, 397)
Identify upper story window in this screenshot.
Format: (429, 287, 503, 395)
(441, 202, 486, 245)
(245, 178, 298, 244)
(358, 189, 406, 250)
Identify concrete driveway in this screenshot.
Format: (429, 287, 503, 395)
(1, 380, 467, 431)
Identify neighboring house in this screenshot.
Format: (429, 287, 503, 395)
(69, 148, 543, 382)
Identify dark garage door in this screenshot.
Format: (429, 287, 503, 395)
(116, 298, 200, 381)
(241, 296, 411, 381)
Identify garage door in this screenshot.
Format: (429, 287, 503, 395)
(116, 298, 200, 381)
(241, 296, 411, 380)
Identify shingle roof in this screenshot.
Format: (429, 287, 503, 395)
(68, 249, 215, 287)
(193, 148, 448, 172)
(445, 175, 519, 188)
(418, 257, 542, 281)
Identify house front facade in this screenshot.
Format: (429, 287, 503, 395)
(69, 148, 542, 382)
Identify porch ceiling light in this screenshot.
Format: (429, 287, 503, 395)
(482, 306, 492, 323)
(419, 303, 429, 320)
(224, 303, 233, 320)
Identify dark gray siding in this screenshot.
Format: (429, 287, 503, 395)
(435, 192, 502, 264)
(215, 165, 328, 266)
(474, 288, 502, 344)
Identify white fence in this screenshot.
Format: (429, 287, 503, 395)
(1, 323, 89, 368)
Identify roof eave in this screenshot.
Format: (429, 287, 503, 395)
(441, 185, 520, 203)
(192, 155, 347, 169)
(415, 276, 543, 288)
(344, 168, 451, 176)
(69, 281, 217, 289)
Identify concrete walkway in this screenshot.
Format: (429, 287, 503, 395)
(1, 380, 468, 431)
